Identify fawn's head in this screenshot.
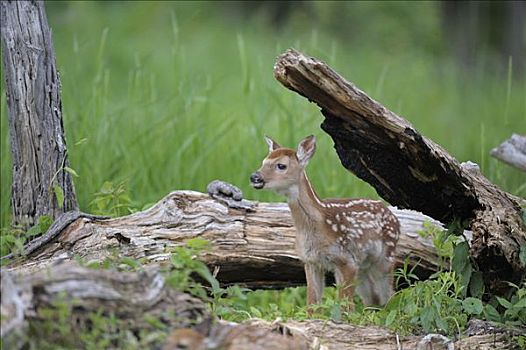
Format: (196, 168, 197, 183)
(250, 135, 316, 195)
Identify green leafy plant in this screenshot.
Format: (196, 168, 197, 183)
(0, 226, 25, 259)
(519, 243, 526, 268)
(380, 271, 467, 336)
(494, 282, 526, 326)
(164, 238, 221, 299)
(27, 294, 165, 349)
(518, 334, 526, 350)
(0, 215, 53, 260)
(26, 215, 53, 237)
(89, 181, 135, 217)
(75, 249, 145, 272)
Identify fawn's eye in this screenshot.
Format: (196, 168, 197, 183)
(276, 163, 287, 170)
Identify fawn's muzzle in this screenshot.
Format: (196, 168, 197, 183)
(250, 172, 265, 189)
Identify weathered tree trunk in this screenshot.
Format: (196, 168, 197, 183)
(5, 191, 445, 288)
(0, 0, 77, 228)
(273, 49, 525, 293)
(2, 262, 518, 350)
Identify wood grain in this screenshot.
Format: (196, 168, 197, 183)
(6, 191, 444, 288)
(0, 0, 78, 228)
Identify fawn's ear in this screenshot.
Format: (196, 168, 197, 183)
(264, 135, 281, 152)
(297, 135, 316, 167)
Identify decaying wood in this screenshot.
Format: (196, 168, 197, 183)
(5, 191, 443, 288)
(1, 262, 210, 349)
(0, 0, 78, 228)
(164, 318, 518, 350)
(163, 320, 311, 350)
(273, 48, 526, 292)
(279, 319, 518, 350)
(2, 262, 517, 350)
(490, 133, 526, 172)
(1, 211, 108, 261)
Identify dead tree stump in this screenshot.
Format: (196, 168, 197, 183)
(0, 0, 78, 228)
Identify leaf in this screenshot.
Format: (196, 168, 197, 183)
(419, 306, 435, 332)
(330, 303, 342, 321)
(120, 256, 141, 270)
(194, 262, 221, 294)
(53, 185, 64, 209)
(452, 241, 470, 273)
(404, 302, 418, 316)
(26, 224, 42, 237)
(452, 241, 472, 295)
(504, 307, 519, 320)
(462, 297, 483, 315)
(100, 181, 114, 194)
(13, 238, 26, 255)
(469, 271, 484, 298)
(519, 244, 526, 268)
(496, 296, 512, 309)
(435, 316, 448, 332)
(249, 306, 262, 318)
(186, 238, 211, 251)
(513, 297, 526, 309)
(385, 310, 397, 326)
(459, 263, 472, 296)
(64, 166, 79, 177)
(38, 215, 53, 233)
(483, 304, 501, 322)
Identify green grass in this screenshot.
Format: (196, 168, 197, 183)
(1, 1, 525, 228)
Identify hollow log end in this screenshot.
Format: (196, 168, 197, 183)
(471, 206, 526, 292)
(273, 48, 301, 81)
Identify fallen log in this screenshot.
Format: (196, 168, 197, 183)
(273, 49, 526, 293)
(490, 133, 526, 172)
(163, 318, 519, 350)
(260, 319, 518, 350)
(2, 262, 518, 350)
(5, 191, 443, 288)
(1, 262, 210, 349)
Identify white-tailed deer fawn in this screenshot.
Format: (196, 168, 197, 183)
(250, 135, 400, 309)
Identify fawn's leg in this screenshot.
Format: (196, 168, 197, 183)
(334, 263, 357, 310)
(356, 257, 394, 306)
(375, 257, 395, 305)
(304, 263, 325, 313)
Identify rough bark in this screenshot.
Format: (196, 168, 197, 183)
(2, 263, 518, 350)
(0, 0, 77, 228)
(4, 191, 445, 289)
(490, 133, 526, 172)
(1, 262, 210, 349)
(273, 48, 526, 293)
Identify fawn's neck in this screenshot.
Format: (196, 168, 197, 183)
(286, 171, 323, 222)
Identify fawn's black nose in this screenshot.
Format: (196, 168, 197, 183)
(250, 172, 265, 189)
